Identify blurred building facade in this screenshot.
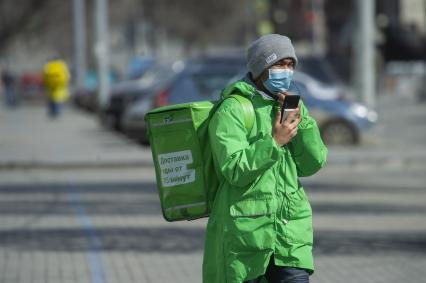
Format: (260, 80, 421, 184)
(0, 0, 424, 90)
(269, 0, 425, 82)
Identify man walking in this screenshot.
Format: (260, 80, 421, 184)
(203, 34, 328, 282)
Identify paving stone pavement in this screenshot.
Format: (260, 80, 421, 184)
(0, 164, 425, 283)
(0, 95, 425, 283)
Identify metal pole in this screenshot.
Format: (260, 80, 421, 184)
(310, 0, 326, 56)
(95, 0, 110, 110)
(72, 0, 87, 89)
(359, 0, 376, 109)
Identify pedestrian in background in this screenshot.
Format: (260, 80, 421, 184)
(203, 34, 328, 283)
(42, 57, 70, 118)
(1, 67, 16, 107)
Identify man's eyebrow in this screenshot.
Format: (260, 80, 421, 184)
(275, 59, 293, 64)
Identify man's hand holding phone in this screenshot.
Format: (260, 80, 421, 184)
(273, 93, 301, 147)
(280, 93, 300, 123)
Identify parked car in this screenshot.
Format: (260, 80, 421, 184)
(100, 63, 175, 130)
(124, 67, 376, 146)
(291, 71, 377, 145)
(18, 72, 44, 101)
(118, 56, 246, 141)
(72, 70, 119, 112)
(73, 88, 97, 112)
(121, 52, 377, 145)
(296, 55, 345, 86)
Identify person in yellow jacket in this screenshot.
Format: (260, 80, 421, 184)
(43, 57, 71, 118)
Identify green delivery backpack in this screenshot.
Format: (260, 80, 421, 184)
(144, 92, 254, 221)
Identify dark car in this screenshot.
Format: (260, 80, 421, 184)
(121, 56, 246, 142)
(101, 63, 176, 130)
(73, 88, 97, 112)
(124, 69, 376, 146)
(73, 70, 119, 112)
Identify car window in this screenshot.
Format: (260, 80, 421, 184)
(138, 64, 175, 89)
(191, 72, 237, 99)
(168, 70, 243, 104)
(298, 57, 342, 85)
(292, 80, 314, 105)
(168, 75, 199, 104)
(294, 71, 342, 101)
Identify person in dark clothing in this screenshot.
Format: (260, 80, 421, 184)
(1, 68, 16, 107)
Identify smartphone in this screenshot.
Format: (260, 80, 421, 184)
(280, 94, 300, 123)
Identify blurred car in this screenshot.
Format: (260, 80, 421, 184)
(116, 55, 246, 140)
(119, 55, 327, 141)
(296, 56, 378, 144)
(122, 54, 376, 145)
(18, 72, 45, 100)
(296, 55, 346, 87)
(73, 88, 97, 112)
(102, 63, 183, 130)
(126, 56, 156, 79)
(292, 71, 377, 145)
(72, 70, 119, 112)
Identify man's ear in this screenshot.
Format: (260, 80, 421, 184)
(254, 69, 269, 91)
(257, 69, 268, 84)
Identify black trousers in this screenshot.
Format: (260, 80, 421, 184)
(244, 255, 310, 283)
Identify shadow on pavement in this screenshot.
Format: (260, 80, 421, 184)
(0, 182, 158, 194)
(304, 183, 426, 194)
(311, 203, 426, 214)
(0, 227, 425, 255)
(0, 182, 425, 255)
(0, 183, 424, 215)
(314, 230, 426, 255)
(0, 227, 205, 253)
(0, 182, 161, 215)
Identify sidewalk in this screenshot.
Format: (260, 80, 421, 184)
(1, 94, 425, 170)
(0, 105, 153, 169)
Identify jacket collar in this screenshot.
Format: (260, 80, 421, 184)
(221, 74, 278, 103)
(242, 73, 277, 101)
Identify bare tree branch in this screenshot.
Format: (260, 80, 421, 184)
(0, 0, 49, 52)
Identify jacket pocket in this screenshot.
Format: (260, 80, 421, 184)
(284, 188, 313, 245)
(226, 199, 277, 251)
(230, 198, 276, 217)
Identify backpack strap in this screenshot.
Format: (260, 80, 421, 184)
(229, 94, 255, 136)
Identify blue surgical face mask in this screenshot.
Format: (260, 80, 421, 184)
(262, 68, 294, 95)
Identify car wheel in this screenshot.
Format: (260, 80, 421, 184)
(320, 119, 359, 145)
(98, 111, 110, 128)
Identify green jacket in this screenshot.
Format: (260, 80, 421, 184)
(202, 78, 328, 282)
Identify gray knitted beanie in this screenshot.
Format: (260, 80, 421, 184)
(246, 34, 298, 79)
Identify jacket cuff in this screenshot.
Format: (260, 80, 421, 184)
(298, 115, 316, 130)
